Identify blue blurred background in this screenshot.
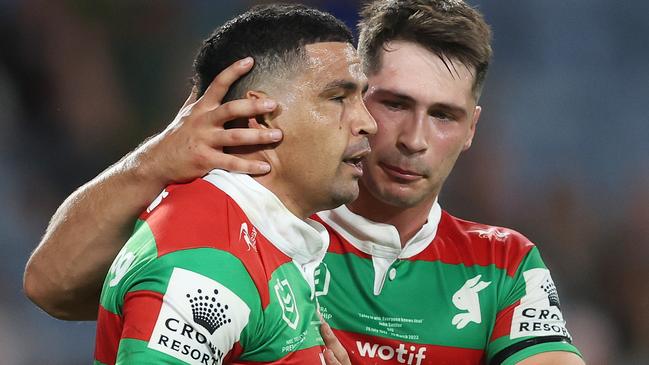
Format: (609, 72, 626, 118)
(1, 1, 647, 364)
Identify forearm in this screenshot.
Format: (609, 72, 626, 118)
(23, 58, 280, 320)
(24, 145, 165, 320)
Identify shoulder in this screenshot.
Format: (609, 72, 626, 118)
(430, 211, 538, 277)
(138, 178, 247, 256)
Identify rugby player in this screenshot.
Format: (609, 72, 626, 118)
(25, 1, 584, 364)
(33, 4, 375, 364)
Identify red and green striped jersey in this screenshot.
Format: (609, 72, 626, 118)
(95, 170, 330, 365)
(314, 203, 581, 365)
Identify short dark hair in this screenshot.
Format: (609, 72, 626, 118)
(358, 0, 492, 99)
(193, 4, 353, 102)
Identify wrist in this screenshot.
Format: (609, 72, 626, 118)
(117, 136, 169, 196)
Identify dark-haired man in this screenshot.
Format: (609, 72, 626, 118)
(76, 4, 374, 364)
(25, 1, 584, 364)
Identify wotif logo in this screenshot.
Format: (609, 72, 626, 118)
(356, 342, 426, 365)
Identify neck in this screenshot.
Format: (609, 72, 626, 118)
(347, 182, 436, 247)
(228, 148, 315, 220)
(253, 173, 314, 220)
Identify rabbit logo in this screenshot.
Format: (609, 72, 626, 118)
(452, 275, 491, 329)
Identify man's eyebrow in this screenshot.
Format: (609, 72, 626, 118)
(372, 88, 416, 104)
(320, 79, 360, 94)
(372, 88, 467, 117)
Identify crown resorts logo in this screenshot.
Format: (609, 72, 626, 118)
(187, 288, 232, 334)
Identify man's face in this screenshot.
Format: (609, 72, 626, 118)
(361, 41, 481, 208)
(271, 42, 376, 213)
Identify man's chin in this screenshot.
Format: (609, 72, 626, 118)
(326, 185, 359, 211)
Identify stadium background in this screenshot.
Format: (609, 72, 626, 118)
(1, 1, 647, 364)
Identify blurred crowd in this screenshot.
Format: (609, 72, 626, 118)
(1, 1, 647, 364)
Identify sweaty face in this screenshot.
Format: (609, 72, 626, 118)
(270, 42, 376, 215)
(361, 41, 481, 208)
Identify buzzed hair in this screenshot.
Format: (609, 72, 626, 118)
(358, 0, 492, 99)
(193, 4, 353, 102)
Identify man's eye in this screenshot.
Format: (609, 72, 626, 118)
(382, 100, 405, 111)
(430, 111, 453, 122)
(331, 96, 345, 103)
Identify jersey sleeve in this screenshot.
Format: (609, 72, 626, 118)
(486, 245, 582, 365)
(95, 208, 263, 364)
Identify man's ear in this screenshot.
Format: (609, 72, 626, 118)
(246, 90, 276, 128)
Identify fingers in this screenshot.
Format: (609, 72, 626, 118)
(211, 128, 282, 147)
(323, 349, 342, 365)
(206, 98, 277, 128)
(206, 152, 271, 175)
(320, 320, 351, 365)
(196, 57, 255, 110)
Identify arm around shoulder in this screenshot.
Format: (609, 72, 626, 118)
(24, 149, 168, 320)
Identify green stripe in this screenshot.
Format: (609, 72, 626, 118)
(100, 220, 158, 314)
(116, 338, 189, 364)
(240, 261, 324, 362)
(500, 342, 581, 365)
(319, 251, 538, 349)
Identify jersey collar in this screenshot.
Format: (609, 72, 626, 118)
(203, 169, 329, 269)
(316, 200, 442, 260)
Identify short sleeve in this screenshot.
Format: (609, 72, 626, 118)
(486, 246, 582, 364)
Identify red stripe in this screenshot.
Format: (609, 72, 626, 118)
(489, 300, 519, 342)
(144, 178, 293, 309)
(95, 305, 123, 365)
(411, 212, 534, 277)
(121, 290, 164, 341)
(316, 211, 534, 277)
(232, 344, 326, 364)
(334, 328, 484, 364)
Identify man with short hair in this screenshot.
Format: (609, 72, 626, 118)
(86, 4, 375, 364)
(25, 1, 584, 364)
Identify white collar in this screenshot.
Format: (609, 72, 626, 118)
(316, 200, 442, 260)
(316, 200, 442, 295)
(203, 170, 330, 270)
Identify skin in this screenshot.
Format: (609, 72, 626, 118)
(349, 41, 480, 244)
(250, 42, 375, 219)
(23, 41, 583, 365)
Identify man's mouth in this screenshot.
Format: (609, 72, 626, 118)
(342, 144, 371, 176)
(379, 162, 424, 181)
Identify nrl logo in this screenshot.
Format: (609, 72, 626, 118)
(314, 263, 331, 297)
(273, 278, 299, 330)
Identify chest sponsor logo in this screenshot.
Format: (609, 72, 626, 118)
(239, 222, 257, 252)
(451, 275, 491, 329)
(314, 263, 330, 297)
(149, 268, 250, 364)
(356, 341, 427, 365)
(273, 278, 300, 330)
(510, 268, 571, 339)
(108, 249, 135, 287)
(146, 189, 169, 213)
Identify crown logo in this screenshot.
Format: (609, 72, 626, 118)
(186, 288, 231, 334)
(541, 280, 560, 308)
